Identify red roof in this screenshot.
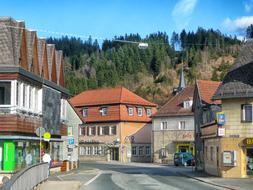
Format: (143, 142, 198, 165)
(196, 80, 221, 105)
(154, 87, 194, 117)
(70, 87, 156, 107)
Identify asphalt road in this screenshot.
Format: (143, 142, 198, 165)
(48, 162, 228, 190)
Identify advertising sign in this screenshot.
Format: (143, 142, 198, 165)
(223, 151, 237, 166)
(217, 128, 225, 137)
(216, 112, 225, 125)
(243, 138, 253, 146)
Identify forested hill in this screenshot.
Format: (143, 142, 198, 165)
(47, 28, 241, 105)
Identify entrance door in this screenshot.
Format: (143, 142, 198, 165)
(111, 148, 119, 161)
(246, 148, 253, 175)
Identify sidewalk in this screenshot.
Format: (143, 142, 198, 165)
(176, 167, 253, 190)
(36, 181, 81, 190)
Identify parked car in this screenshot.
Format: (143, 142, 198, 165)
(174, 152, 195, 166)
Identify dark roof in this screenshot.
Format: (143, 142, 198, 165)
(213, 41, 253, 100)
(153, 87, 194, 117)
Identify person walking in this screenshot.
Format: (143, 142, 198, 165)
(42, 152, 51, 176)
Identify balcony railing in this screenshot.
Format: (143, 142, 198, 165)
(0, 105, 42, 117)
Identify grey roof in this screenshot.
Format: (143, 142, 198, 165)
(0, 17, 64, 87)
(213, 41, 253, 100)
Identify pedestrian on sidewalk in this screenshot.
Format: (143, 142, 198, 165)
(42, 151, 52, 176)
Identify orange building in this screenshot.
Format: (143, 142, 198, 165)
(70, 87, 157, 162)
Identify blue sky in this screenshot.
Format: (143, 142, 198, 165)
(0, 0, 252, 42)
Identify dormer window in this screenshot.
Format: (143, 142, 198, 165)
(146, 108, 152, 117)
(100, 107, 108, 116)
(128, 107, 134, 116)
(82, 108, 88, 117)
(137, 107, 143, 116)
(183, 100, 193, 108)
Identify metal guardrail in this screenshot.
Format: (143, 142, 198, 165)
(0, 162, 49, 190)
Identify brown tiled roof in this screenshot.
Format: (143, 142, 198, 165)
(70, 87, 157, 107)
(196, 80, 221, 104)
(153, 87, 194, 117)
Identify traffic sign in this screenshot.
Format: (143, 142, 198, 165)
(43, 132, 51, 141)
(68, 137, 74, 145)
(35, 127, 45, 137)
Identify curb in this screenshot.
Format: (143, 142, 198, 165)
(177, 172, 238, 190)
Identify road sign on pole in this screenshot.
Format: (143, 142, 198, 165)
(35, 127, 45, 163)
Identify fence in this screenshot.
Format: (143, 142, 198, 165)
(1, 162, 49, 190)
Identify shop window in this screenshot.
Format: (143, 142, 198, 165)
(82, 108, 88, 117)
(94, 146, 98, 155)
(88, 127, 96, 136)
(241, 104, 252, 122)
(100, 107, 108, 116)
(139, 146, 144, 156)
(110, 126, 117, 135)
(0, 81, 11, 105)
(145, 146, 150, 155)
(87, 147, 91, 155)
(137, 107, 143, 116)
(161, 121, 168, 130)
(179, 121, 186, 130)
(146, 108, 152, 117)
(128, 107, 134, 116)
(132, 146, 137, 156)
(80, 147, 86, 155)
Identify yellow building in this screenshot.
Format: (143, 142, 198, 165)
(203, 41, 253, 178)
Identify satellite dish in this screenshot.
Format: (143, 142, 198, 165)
(138, 43, 148, 49)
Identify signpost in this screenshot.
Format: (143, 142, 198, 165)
(43, 132, 51, 142)
(35, 127, 45, 163)
(216, 112, 225, 125)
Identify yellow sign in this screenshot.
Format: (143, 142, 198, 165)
(244, 138, 253, 146)
(43, 132, 51, 141)
(216, 112, 225, 125)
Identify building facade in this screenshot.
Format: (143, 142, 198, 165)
(192, 80, 221, 171)
(0, 17, 70, 174)
(152, 87, 195, 164)
(71, 87, 157, 163)
(204, 41, 253, 178)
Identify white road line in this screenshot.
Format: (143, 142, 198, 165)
(84, 171, 102, 186)
(56, 175, 64, 181)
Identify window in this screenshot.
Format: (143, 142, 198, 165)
(28, 86, 32, 109)
(241, 104, 252, 122)
(0, 82, 11, 105)
(100, 126, 109, 135)
(100, 107, 108, 116)
(110, 126, 117, 135)
(16, 82, 20, 106)
(211, 147, 214, 161)
(88, 127, 96, 136)
(128, 107, 134, 116)
(183, 100, 193, 109)
(139, 146, 144, 156)
(132, 146, 137, 156)
(161, 122, 168, 130)
(23, 84, 26, 108)
(94, 146, 98, 155)
(137, 107, 143, 116)
(82, 108, 88, 117)
(179, 121, 186, 130)
(145, 146, 150, 155)
(146, 108, 152, 117)
(87, 147, 91, 155)
(205, 146, 208, 160)
(80, 127, 86, 135)
(80, 147, 86, 155)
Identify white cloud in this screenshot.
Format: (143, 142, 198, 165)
(172, 0, 198, 29)
(223, 16, 253, 33)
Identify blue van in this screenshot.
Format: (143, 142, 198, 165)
(174, 152, 194, 166)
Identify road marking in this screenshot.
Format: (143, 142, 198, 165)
(84, 171, 102, 186)
(56, 175, 64, 181)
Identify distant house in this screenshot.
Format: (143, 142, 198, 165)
(192, 80, 221, 171)
(70, 87, 157, 163)
(152, 69, 195, 164)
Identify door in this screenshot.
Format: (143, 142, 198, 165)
(111, 148, 119, 161)
(246, 148, 253, 175)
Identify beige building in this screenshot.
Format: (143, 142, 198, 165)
(202, 41, 253, 178)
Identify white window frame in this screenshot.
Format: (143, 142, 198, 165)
(110, 126, 117, 135)
(242, 104, 252, 122)
(161, 121, 168, 130)
(179, 121, 186, 130)
(100, 107, 108, 116)
(128, 107, 134, 116)
(82, 107, 88, 117)
(145, 146, 150, 155)
(137, 107, 143, 116)
(146, 108, 152, 117)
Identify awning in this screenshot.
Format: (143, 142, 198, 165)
(0, 135, 64, 142)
